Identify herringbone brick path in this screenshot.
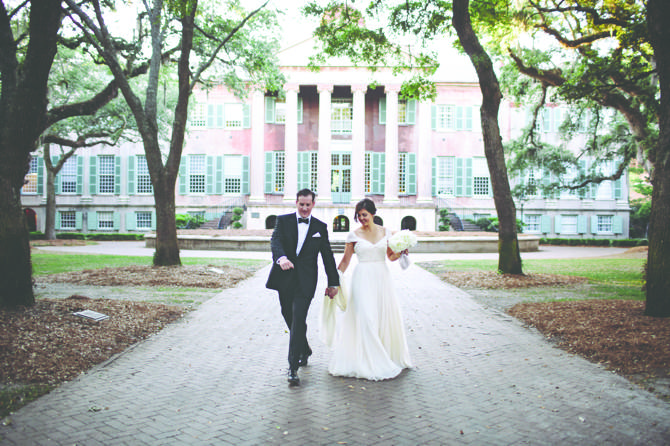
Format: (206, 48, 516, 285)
(1, 261, 669, 445)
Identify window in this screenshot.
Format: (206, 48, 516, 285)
(364, 152, 385, 194)
(136, 155, 153, 194)
(332, 99, 352, 134)
(274, 99, 286, 124)
(60, 211, 76, 230)
(597, 215, 613, 233)
(61, 156, 78, 193)
(264, 152, 285, 194)
(472, 157, 490, 196)
(365, 153, 371, 194)
(98, 155, 115, 194)
(97, 211, 114, 230)
(436, 157, 455, 196)
(265, 96, 303, 124)
(223, 156, 243, 194)
(526, 169, 539, 197)
(23, 157, 39, 194)
(524, 214, 541, 233)
(561, 215, 578, 234)
(189, 155, 206, 194)
(434, 105, 475, 131)
(560, 166, 579, 198)
(136, 212, 153, 230)
(398, 153, 407, 194)
(191, 102, 207, 127)
(225, 103, 244, 128)
(309, 152, 318, 192)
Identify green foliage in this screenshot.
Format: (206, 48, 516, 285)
(0, 384, 54, 419)
(175, 214, 205, 229)
(437, 208, 450, 231)
(30, 232, 46, 240)
(232, 207, 244, 215)
(232, 221, 243, 229)
(629, 198, 651, 238)
(539, 238, 648, 247)
(54, 233, 144, 241)
(474, 216, 524, 233)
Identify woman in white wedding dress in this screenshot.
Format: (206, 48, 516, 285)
(328, 198, 412, 380)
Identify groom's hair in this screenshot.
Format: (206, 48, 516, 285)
(297, 188, 316, 202)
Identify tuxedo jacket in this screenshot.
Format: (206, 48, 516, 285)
(266, 213, 339, 298)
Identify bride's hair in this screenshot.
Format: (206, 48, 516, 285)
(354, 198, 376, 222)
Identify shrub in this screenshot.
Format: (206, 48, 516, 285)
(232, 207, 244, 216)
(176, 214, 205, 229)
(30, 232, 45, 240)
(232, 221, 243, 229)
(231, 214, 242, 222)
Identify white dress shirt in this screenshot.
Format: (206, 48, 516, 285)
(296, 212, 310, 254)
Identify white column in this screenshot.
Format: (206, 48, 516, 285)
(351, 84, 367, 202)
(283, 84, 299, 203)
(317, 84, 333, 202)
(417, 99, 433, 203)
(249, 88, 265, 203)
(384, 85, 400, 203)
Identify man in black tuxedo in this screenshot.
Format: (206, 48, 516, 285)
(266, 189, 339, 385)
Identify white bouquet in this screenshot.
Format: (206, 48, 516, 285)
(388, 230, 418, 270)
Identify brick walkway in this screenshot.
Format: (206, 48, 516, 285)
(2, 261, 669, 445)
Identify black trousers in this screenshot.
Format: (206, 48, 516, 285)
(279, 290, 312, 369)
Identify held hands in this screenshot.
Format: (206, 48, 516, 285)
(325, 287, 338, 299)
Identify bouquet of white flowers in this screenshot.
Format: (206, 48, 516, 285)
(388, 230, 418, 270)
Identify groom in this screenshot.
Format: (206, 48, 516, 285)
(266, 188, 339, 385)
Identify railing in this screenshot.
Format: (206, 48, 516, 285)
(202, 196, 248, 229)
(435, 197, 493, 231)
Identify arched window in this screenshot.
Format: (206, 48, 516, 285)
(265, 215, 277, 230)
(401, 216, 416, 230)
(333, 215, 349, 232)
(24, 208, 37, 232)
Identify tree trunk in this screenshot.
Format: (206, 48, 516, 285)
(453, 0, 522, 274)
(152, 177, 181, 266)
(0, 0, 62, 308)
(645, 0, 670, 317)
(45, 167, 56, 240)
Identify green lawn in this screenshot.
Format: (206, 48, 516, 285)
(420, 257, 646, 301)
(31, 253, 269, 276)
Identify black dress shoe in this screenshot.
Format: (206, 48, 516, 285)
(287, 368, 300, 386)
(297, 353, 310, 367)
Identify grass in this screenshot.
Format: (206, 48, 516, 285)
(424, 257, 646, 301)
(0, 384, 54, 419)
(31, 253, 269, 276)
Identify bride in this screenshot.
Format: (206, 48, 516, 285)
(328, 198, 412, 380)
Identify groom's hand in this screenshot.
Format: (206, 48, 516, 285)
(277, 256, 294, 270)
(325, 287, 338, 298)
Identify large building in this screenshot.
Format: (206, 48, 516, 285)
(21, 38, 630, 239)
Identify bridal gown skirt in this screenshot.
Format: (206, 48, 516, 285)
(328, 258, 412, 381)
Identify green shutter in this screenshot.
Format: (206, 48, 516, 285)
(206, 156, 215, 194)
(465, 106, 473, 130)
(76, 156, 84, 194)
(554, 215, 562, 234)
(379, 97, 386, 125)
(216, 104, 224, 128)
(207, 104, 216, 127)
(179, 157, 187, 195)
(36, 156, 44, 195)
(126, 212, 137, 231)
(128, 155, 136, 195)
(543, 108, 551, 132)
(298, 152, 310, 189)
(431, 157, 437, 196)
(54, 156, 61, 195)
(216, 156, 223, 195)
(456, 106, 464, 130)
(455, 158, 464, 196)
(87, 212, 97, 231)
(265, 97, 275, 123)
(89, 155, 97, 195)
(265, 152, 273, 194)
(431, 105, 437, 130)
(407, 152, 416, 195)
(242, 156, 250, 194)
(243, 104, 251, 128)
(614, 178, 622, 199)
(297, 97, 303, 124)
(591, 215, 598, 234)
(379, 153, 385, 193)
(578, 160, 586, 198)
(151, 211, 156, 230)
(406, 99, 416, 125)
(613, 215, 623, 234)
(114, 156, 121, 195)
(464, 158, 473, 197)
(578, 215, 588, 234)
(55, 211, 61, 230)
(113, 212, 120, 230)
(540, 215, 552, 233)
(75, 212, 83, 230)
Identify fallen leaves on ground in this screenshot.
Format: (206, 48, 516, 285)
(437, 270, 587, 289)
(38, 264, 251, 289)
(0, 296, 184, 385)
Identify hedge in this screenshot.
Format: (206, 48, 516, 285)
(55, 233, 145, 241)
(540, 238, 648, 247)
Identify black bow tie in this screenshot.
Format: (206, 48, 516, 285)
(298, 217, 309, 224)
